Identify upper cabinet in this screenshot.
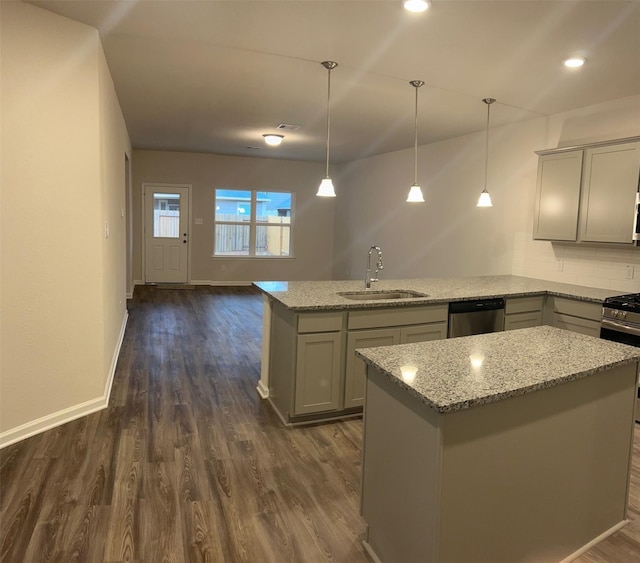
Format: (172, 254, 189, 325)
(533, 150, 583, 241)
(533, 138, 640, 244)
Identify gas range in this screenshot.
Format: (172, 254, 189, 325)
(601, 293, 640, 422)
(602, 293, 640, 329)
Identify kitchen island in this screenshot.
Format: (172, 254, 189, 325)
(254, 275, 620, 424)
(356, 326, 640, 563)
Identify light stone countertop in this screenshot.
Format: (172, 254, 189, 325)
(355, 325, 640, 414)
(253, 275, 623, 311)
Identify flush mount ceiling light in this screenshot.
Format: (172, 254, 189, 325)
(403, 0, 431, 13)
(563, 56, 586, 68)
(263, 134, 284, 146)
(317, 61, 338, 197)
(477, 97, 495, 208)
(407, 80, 425, 203)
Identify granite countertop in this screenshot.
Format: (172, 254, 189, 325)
(253, 275, 622, 311)
(356, 325, 640, 414)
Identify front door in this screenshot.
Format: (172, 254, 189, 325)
(144, 185, 190, 283)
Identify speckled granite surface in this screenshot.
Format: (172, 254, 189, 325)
(355, 325, 640, 414)
(253, 275, 623, 310)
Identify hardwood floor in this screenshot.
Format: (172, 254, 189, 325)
(1, 285, 639, 562)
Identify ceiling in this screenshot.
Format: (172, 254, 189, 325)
(28, 0, 640, 163)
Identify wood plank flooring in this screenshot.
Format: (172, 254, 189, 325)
(1, 285, 639, 562)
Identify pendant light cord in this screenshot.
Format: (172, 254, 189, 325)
(414, 84, 418, 184)
(483, 98, 495, 190)
(325, 67, 331, 178)
(409, 80, 424, 185)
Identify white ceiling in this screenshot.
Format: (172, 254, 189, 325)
(28, 0, 640, 163)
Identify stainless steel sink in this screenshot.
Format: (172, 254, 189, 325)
(337, 290, 428, 301)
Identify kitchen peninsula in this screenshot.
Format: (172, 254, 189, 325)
(253, 275, 619, 425)
(356, 326, 640, 563)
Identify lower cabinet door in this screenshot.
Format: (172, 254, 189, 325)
(345, 328, 401, 409)
(294, 332, 342, 415)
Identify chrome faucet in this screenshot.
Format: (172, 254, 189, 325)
(365, 245, 384, 289)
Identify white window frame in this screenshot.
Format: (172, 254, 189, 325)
(213, 189, 294, 258)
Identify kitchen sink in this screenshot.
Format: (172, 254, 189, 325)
(337, 290, 429, 301)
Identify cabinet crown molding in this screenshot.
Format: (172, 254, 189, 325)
(535, 135, 640, 156)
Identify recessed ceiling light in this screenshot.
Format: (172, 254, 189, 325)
(263, 134, 284, 146)
(403, 0, 431, 13)
(563, 57, 586, 68)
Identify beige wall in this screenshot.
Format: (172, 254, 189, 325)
(332, 116, 542, 280)
(332, 96, 640, 288)
(0, 2, 131, 444)
(132, 150, 334, 283)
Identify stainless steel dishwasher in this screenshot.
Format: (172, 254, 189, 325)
(448, 297, 505, 337)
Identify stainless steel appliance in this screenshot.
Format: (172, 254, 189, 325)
(448, 298, 505, 338)
(601, 292, 640, 422)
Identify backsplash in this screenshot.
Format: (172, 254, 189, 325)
(512, 232, 640, 293)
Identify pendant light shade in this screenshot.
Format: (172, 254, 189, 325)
(407, 80, 425, 203)
(317, 61, 338, 197)
(477, 97, 495, 208)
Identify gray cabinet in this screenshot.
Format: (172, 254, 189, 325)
(268, 305, 346, 423)
(533, 150, 583, 241)
(534, 138, 640, 244)
(267, 301, 447, 424)
(295, 332, 343, 415)
(550, 296, 601, 338)
(345, 329, 400, 409)
(579, 142, 640, 243)
(504, 295, 544, 331)
(344, 307, 447, 410)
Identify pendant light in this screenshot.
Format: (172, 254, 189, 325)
(477, 97, 495, 207)
(407, 80, 425, 203)
(317, 61, 338, 197)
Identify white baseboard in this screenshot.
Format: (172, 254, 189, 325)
(559, 520, 629, 562)
(191, 280, 252, 287)
(0, 311, 130, 449)
(104, 310, 128, 404)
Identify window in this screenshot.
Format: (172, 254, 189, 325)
(214, 189, 292, 257)
(153, 193, 181, 238)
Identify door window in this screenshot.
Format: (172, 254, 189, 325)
(153, 193, 180, 238)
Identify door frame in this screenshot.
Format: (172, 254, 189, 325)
(141, 182, 193, 284)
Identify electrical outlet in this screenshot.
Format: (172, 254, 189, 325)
(221, 264, 227, 272)
(556, 259, 564, 272)
(625, 264, 634, 279)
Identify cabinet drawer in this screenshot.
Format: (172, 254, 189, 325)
(553, 297, 601, 322)
(553, 313, 601, 338)
(400, 322, 447, 343)
(348, 304, 447, 330)
(504, 311, 542, 331)
(297, 311, 344, 333)
(505, 296, 544, 315)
